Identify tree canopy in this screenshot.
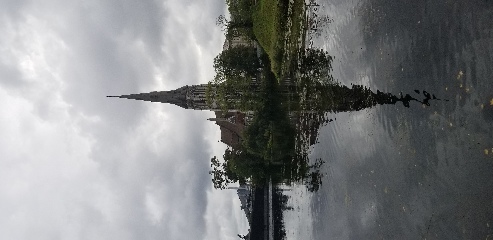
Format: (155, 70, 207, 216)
(213, 45, 260, 78)
(217, 0, 254, 39)
(206, 45, 260, 112)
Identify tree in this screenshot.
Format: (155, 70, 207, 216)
(206, 45, 261, 112)
(210, 148, 253, 189)
(299, 48, 334, 83)
(225, 0, 252, 21)
(224, 147, 264, 182)
(217, 0, 254, 39)
(205, 75, 258, 112)
(209, 156, 234, 189)
(213, 45, 260, 78)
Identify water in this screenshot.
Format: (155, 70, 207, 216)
(287, 0, 493, 239)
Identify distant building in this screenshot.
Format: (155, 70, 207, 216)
(223, 35, 253, 50)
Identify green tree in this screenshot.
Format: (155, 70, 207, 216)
(206, 45, 261, 112)
(210, 147, 261, 189)
(213, 45, 260, 78)
(225, 0, 252, 21)
(299, 48, 334, 83)
(209, 156, 235, 189)
(224, 147, 265, 183)
(217, 0, 254, 39)
(205, 76, 258, 112)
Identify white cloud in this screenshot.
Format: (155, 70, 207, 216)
(0, 0, 247, 239)
(0, 86, 105, 240)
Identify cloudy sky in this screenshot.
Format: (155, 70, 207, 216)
(0, 0, 249, 239)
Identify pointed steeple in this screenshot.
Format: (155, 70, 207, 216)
(108, 84, 215, 110)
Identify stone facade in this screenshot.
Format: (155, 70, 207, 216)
(222, 35, 253, 50)
(108, 84, 217, 111)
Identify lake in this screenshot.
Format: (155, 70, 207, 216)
(285, 0, 493, 239)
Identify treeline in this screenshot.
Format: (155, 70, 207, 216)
(217, 0, 255, 39)
(207, 0, 332, 190)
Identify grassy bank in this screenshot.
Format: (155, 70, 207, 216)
(252, 0, 306, 79)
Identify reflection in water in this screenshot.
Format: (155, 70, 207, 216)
(209, 46, 449, 193)
(286, 0, 493, 240)
(206, 0, 493, 238)
(209, 21, 454, 240)
(289, 49, 448, 192)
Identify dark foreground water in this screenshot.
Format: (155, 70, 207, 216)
(286, 0, 493, 239)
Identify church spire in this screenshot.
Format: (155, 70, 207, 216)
(107, 84, 214, 110)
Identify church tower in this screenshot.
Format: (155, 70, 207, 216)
(107, 84, 217, 110)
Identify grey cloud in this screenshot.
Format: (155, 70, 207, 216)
(82, 107, 213, 239)
(52, 0, 224, 122)
(0, 0, 230, 239)
(0, 0, 29, 21)
(0, 61, 25, 89)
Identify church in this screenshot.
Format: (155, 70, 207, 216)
(107, 84, 251, 148)
(107, 84, 215, 111)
